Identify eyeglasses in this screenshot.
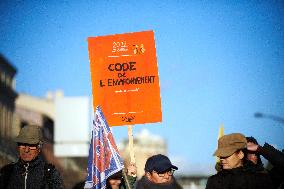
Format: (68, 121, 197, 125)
(18, 143, 39, 150)
(154, 169, 175, 177)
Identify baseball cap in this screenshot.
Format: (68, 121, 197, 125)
(14, 125, 43, 145)
(213, 133, 247, 157)
(145, 154, 178, 173)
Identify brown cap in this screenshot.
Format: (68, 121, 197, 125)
(14, 125, 43, 144)
(213, 133, 247, 157)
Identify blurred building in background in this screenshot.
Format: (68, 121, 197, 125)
(176, 175, 208, 189)
(54, 96, 90, 157)
(0, 55, 18, 165)
(0, 54, 208, 188)
(118, 129, 167, 178)
(14, 91, 90, 188)
(0, 54, 91, 188)
(15, 93, 55, 142)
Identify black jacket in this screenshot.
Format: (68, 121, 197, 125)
(259, 143, 284, 168)
(244, 160, 266, 173)
(136, 176, 183, 189)
(0, 156, 64, 189)
(258, 143, 284, 189)
(205, 166, 273, 189)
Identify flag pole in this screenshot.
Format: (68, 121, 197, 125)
(216, 124, 224, 171)
(124, 126, 135, 189)
(127, 125, 136, 163)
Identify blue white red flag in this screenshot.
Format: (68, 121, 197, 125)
(84, 106, 124, 189)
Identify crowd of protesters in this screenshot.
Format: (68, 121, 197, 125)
(0, 124, 283, 189)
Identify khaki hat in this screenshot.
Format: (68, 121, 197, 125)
(14, 125, 43, 144)
(213, 133, 247, 157)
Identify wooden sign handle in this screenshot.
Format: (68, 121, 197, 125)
(127, 125, 136, 163)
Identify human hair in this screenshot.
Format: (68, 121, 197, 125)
(106, 171, 125, 189)
(236, 149, 247, 162)
(246, 136, 263, 166)
(246, 136, 258, 145)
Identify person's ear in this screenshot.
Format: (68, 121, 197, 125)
(38, 142, 43, 152)
(237, 150, 244, 160)
(146, 172, 152, 180)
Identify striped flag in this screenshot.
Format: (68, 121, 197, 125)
(84, 106, 124, 189)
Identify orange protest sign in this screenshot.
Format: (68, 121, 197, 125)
(88, 30, 162, 126)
